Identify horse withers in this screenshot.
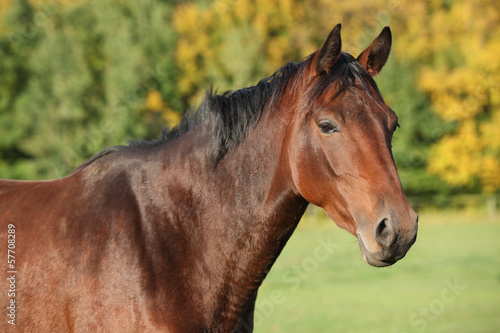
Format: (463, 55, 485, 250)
(0, 24, 417, 332)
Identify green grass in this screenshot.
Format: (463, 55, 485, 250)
(255, 210, 500, 333)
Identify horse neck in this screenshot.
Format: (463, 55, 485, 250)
(146, 104, 308, 328)
(212, 106, 309, 255)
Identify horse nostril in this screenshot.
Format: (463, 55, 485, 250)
(375, 218, 396, 248)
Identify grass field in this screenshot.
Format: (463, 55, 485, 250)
(255, 210, 500, 333)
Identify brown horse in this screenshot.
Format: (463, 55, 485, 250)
(0, 24, 417, 332)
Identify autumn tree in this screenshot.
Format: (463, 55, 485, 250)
(409, 0, 500, 193)
(172, 0, 452, 196)
(2, 0, 497, 199)
(172, 0, 312, 104)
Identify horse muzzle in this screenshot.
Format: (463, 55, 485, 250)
(357, 215, 418, 267)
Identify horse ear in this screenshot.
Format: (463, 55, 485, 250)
(357, 27, 392, 76)
(316, 24, 342, 75)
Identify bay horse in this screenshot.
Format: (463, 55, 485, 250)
(0, 24, 417, 332)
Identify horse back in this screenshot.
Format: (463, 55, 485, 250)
(0, 173, 162, 331)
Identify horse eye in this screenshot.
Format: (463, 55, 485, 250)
(318, 121, 337, 134)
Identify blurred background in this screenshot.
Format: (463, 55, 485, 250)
(0, 0, 498, 332)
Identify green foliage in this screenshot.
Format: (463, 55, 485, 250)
(0, 0, 181, 179)
(377, 58, 455, 195)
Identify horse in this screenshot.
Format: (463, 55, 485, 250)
(0, 24, 417, 332)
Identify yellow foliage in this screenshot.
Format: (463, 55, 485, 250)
(172, 0, 398, 104)
(143, 90, 181, 128)
(171, 0, 500, 192)
(267, 36, 290, 69)
(144, 90, 163, 111)
(419, 68, 489, 121)
(428, 120, 484, 187)
(234, 0, 253, 23)
(481, 156, 500, 193)
(0, 1, 10, 31)
(408, 0, 500, 192)
(163, 108, 182, 128)
(481, 112, 500, 150)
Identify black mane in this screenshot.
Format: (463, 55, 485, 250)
(159, 59, 306, 164)
(73, 52, 380, 173)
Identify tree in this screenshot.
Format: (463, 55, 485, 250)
(172, 0, 312, 104)
(172, 0, 452, 196)
(412, 0, 500, 193)
(377, 59, 455, 196)
(0, 0, 182, 180)
(0, 0, 40, 178)
(4, 0, 496, 198)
